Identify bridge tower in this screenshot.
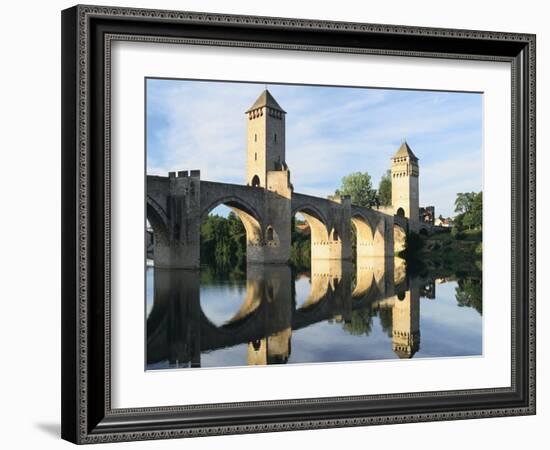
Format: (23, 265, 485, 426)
(391, 141, 419, 227)
(246, 89, 287, 188)
(245, 89, 292, 264)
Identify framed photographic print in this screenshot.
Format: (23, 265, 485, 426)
(61, 4, 536, 444)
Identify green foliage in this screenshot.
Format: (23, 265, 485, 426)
(451, 226, 466, 240)
(289, 216, 311, 270)
(377, 169, 392, 206)
(455, 278, 482, 315)
(454, 192, 482, 230)
(377, 307, 393, 338)
(335, 171, 377, 207)
(475, 242, 482, 256)
(342, 307, 374, 336)
(200, 212, 246, 269)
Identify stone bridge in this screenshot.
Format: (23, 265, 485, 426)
(146, 257, 434, 366)
(146, 89, 447, 269)
(147, 172, 437, 269)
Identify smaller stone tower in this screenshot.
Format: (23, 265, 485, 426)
(391, 141, 419, 224)
(246, 89, 287, 188)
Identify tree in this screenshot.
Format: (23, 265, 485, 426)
(335, 172, 377, 208)
(454, 192, 476, 215)
(468, 191, 482, 229)
(342, 306, 374, 336)
(455, 278, 482, 315)
(454, 191, 482, 230)
(200, 213, 246, 268)
(377, 169, 392, 206)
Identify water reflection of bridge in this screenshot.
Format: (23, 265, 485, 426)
(147, 257, 436, 368)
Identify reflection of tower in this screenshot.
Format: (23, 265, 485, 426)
(247, 265, 293, 365)
(392, 287, 420, 358)
(246, 89, 287, 188)
(248, 329, 292, 365)
(391, 142, 419, 225)
(146, 269, 201, 368)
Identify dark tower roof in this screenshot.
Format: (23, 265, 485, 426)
(246, 89, 286, 113)
(392, 141, 419, 161)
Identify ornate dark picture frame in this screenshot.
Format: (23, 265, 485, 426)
(61, 4, 536, 444)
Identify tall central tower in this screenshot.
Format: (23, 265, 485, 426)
(244, 89, 292, 264)
(391, 141, 419, 224)
(246, 89, 287, 187)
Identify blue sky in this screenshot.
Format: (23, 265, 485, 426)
(146, 79, 482, 217)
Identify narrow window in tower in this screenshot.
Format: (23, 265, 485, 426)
(255, 152, 257, 161)
(274, 133, 277, 143)
(254, 133, 257, 142)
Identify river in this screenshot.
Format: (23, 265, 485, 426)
(146, 258, 482, 370)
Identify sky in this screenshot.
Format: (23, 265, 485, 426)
(146, 79, 482, 217)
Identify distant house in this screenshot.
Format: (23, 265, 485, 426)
(435, 216, 453, 228)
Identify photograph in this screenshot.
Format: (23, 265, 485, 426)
(145, 80, 484, 370)
(56, 3, 537, 444)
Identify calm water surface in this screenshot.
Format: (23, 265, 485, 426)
(146, 258, 482, 370)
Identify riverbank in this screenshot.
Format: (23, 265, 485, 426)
(408, 229, 482, 276)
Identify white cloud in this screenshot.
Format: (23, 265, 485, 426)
(147, 80, 482, 216)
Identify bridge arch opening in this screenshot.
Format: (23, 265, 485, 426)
(250, 175, 260, 187)
(351, 214, 385, 258)
(394, 223, 407, 254)
(146, 196, 171, 264)
(291, 207, 330, 268)
(200, 200, 262, 268)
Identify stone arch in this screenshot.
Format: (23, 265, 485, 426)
(146, 195, 171, 262)
(292, 205, 330, 260)
(291, 203, 329, 230)
(201, 196, 263, 249)
(251, 175, 260, 187)
(396, 207, 405, 217)
(394, 223, 407, 254)
(351, 213, 385, 258)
